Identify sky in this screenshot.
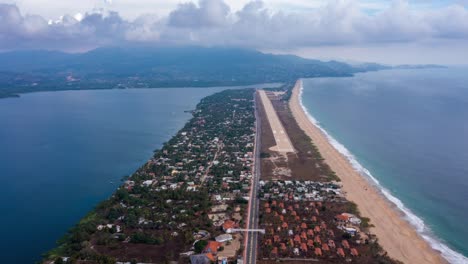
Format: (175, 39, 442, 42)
(1, 0, 468, 64)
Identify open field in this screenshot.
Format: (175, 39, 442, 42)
(258, 90, 336, 182)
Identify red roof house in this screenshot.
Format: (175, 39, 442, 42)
(337, 248, 345, 257)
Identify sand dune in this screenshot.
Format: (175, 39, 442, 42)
(289, 80, 446, 264)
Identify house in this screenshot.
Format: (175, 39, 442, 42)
(203, 241, 222, 254)
(337, 248, 345, 257)
(314, 247, 322, 256)
(300, 243, 308, 252)
(222, 219, 236, 231)
(328, 240, 336, 249)
(314, 236, 321, 245)
(273, 235, 280, 243)
(293, 248, 300, 255)
(271, 247, 278, 257)
(351, 248, 359, 256)
(322, 243, 330, 251)
(294, 235, 301, 244)
(342, 240, 350, 249)
(190, 254, 212, 264)
(280, 243, 287, 251)
(344, 227, 358, 236)
(215, 234, 233, 243)
(314, 226, 321, 233)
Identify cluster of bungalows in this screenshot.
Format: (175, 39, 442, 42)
(258, 180, 345, 202)
(260, 200, 361, 260)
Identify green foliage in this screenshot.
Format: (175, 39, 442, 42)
(194, 240, 208, 253)
(130, 232, 164, 245)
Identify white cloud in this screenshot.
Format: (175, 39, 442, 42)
(1, 0, 468, 63)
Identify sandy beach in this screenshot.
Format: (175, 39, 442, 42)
(289, 80, 446, 264)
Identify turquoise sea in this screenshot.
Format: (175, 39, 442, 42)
(300, 67, 468, 263)
(0, 84, 275, 263)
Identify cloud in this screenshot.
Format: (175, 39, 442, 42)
(168, 0, 231, 28)
(1, 0, 468, 53)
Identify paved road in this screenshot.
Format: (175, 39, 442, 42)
(258, 90, 294, 153)
(245, 91, 262, 264)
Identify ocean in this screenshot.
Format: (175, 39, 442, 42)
(300, 67, 468, 263)
(0, 84, 275, 263)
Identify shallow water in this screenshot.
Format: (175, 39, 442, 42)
(0, 84, 275, 263)
(301, 68, 468, 263)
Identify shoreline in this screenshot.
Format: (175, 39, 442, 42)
(289, 80, 447, 264)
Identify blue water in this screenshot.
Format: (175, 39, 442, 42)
(301, 68, 468, 263)
(0, 84, 275, 263)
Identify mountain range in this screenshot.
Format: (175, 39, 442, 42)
(0, 46, 433, 98)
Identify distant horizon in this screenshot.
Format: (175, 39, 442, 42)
(1, 0, 468, 65)
(1, 44, 466, 67)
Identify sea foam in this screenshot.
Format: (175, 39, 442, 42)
(298, 80, 468, 264)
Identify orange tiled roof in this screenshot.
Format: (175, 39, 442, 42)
(322, 243, 330, 251)
(204, 241, 221, 254)
(314, 236, 321, 244)
(315, 247, 322, 256)
(280, 243, 287, 250)
(351, 248, 359, 256)
(294, 235, 301, 243)
(337, 247, 345, 257)
(205, 253, 215, 261)
(335, 214, 349, 221)
(222, 219, 236, 230)
(274, 235, 280, 243)
(342, 240, 350, 249)
(314, 226, 321, 233)
(271, 247, 278, 255)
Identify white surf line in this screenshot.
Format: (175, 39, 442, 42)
(297, 79, 468, 264)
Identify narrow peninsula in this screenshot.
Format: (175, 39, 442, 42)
(43, 82, 444, 264)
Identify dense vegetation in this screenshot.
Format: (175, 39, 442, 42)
(44, 88, 257, 263)
(0, 46, 390, 98)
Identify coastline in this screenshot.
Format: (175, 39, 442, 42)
(289, 80, 447, 264)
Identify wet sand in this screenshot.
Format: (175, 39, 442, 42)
(289, 80, 446, 264)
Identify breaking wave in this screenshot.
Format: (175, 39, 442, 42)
(298, 80, 468, 264)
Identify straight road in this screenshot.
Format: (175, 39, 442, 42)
(258, 90, 294, 153)
(244, 90, 262, 264)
